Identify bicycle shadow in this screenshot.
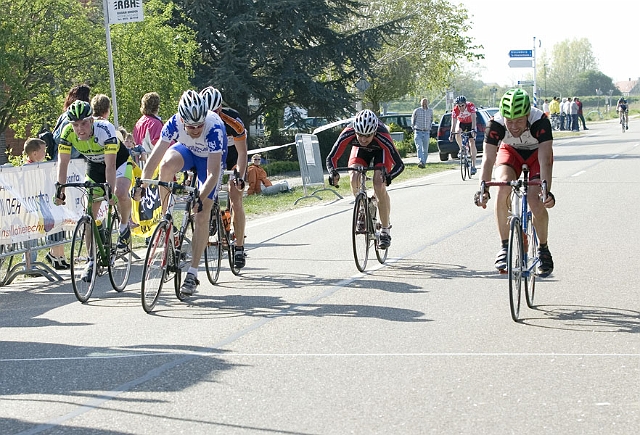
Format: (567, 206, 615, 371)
(389, 259, 503, 281)
(520, 304, 640, 333)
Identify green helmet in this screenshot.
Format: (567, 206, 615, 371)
(67, 100, 93, 121)
(500, 88, 531, 119)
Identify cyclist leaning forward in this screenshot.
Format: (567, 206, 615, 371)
(450, 95, 478, 175)
(617, 97, 629, 130)
(326, 109, 405, 249)
(55, 100, 134, 282)
(474, 88, 556, 277)
(200, 86, 248, 269)
(139, 90, 226, 295)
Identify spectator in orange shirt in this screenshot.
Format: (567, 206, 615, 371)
(246, 154, 272, 195)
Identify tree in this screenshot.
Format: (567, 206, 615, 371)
(171, 0, 403, 135)
(546, 38, 597, 96)
(0, 0, 105, 140)
(574, 70, 617, 97)
(107, 0, 199, 130)
(356, 0, 483, 111)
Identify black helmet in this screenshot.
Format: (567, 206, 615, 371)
(67, 100, 93, 121)
(454, 95, 467, 105)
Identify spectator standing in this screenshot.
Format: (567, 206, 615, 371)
(542, 99, 550, 117)
(133, 92, 163, 153)
(411, 98, 433, 168)
(23, 138, 69, 270)
(246, 154, 273, 195)
(91, 94, 111, 121)
(559, 98, 567, 130)
(52, 84, 91, 160)
(575, 97, 588, 130)
(569, 97, 579, 131)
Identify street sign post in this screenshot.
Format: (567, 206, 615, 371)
(509, 49, 533, 58)
(508, 59, 533, 68)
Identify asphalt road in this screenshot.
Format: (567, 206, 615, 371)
(1, 118, 639, 434)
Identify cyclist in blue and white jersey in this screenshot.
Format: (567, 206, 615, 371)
(140, 90, 227, 295)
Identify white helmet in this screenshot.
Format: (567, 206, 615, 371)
(178, 90, 207, 125)
(353, 109, 378, 135)
(200, 86, 223, 112)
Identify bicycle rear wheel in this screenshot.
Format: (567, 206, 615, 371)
(508, 217, 524, 322)
(352, 193, 369, 272)
(524, 212, 538, 308)
(70, 215, 97, 303)
(141, 220, 170, 313)
(205, 204, 223, 284)
(174, 215, 194, 301)
(108, 211, 132, 292)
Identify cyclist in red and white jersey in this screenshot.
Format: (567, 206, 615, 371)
(449, 95, 478, 175)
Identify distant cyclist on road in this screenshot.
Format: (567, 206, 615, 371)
(326, 109, 405, 249)
(617, 97, 629, 130)
(449, 95, 478, 175)
(474, 88, 556, 277)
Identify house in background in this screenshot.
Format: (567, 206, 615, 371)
(615, 77, 640, 96)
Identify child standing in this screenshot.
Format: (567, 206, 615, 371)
(23, 138, 70, 270)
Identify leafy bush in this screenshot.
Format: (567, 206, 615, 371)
(264, 160, 299, 176)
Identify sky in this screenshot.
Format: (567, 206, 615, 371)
(460, 0, 639, 87)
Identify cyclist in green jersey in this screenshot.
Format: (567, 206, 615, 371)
(54, 101, 134, 280)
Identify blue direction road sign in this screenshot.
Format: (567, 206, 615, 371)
(509, 49, 533, 58)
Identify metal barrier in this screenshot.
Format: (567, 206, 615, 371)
(293, 133, 341, 205)
(0, 231, 71, 285)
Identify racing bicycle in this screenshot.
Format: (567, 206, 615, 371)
(332, 166, 388, 272)
(454, 131, 474, 181)
(205, 175, 243, 284)
(55, 181, 132, 303)
(482, 165, 547, 322)
(135, 174, 198, 313)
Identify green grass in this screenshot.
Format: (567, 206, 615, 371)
(243, 162, 454, 219)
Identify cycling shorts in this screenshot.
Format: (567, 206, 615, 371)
(172, 143, 218, 199)
(348, 146, 385, 170)
(86, 159, 133, 185)
(455, 122, 473, 133)
(496, 144, 541, 179)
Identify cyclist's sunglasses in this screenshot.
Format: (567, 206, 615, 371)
(356, 132, 374, 138)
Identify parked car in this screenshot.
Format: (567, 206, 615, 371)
(379, 113, 438, 138)
(281, 117, 331, 133)
(436, 108, 498, 161)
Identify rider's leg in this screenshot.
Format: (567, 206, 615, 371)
(372, 170, 390, 228)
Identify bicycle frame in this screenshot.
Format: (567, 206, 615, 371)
(138, 174, 199, 312)
(333, 166, 388, 272)
(483, 165, 547, 321)
(56, 180, 131, 302)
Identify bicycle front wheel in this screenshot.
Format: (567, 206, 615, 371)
(508, 217, 524, 322)
(352, 194, 370, 272)
(524, 212, 539, 308)
(460, 149, 467, 181)
(70, 215, 97, 303)
(141, 220, 170, 313)
(204, 204, 223, 284)
(108, 211, 132, 292)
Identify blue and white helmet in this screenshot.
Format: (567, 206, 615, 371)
(178, 90, 207, 125)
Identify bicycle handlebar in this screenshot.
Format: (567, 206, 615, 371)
(55, 181, 112, 202)
(330, 166, 386, 188)
(136, 178, 199, 196)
